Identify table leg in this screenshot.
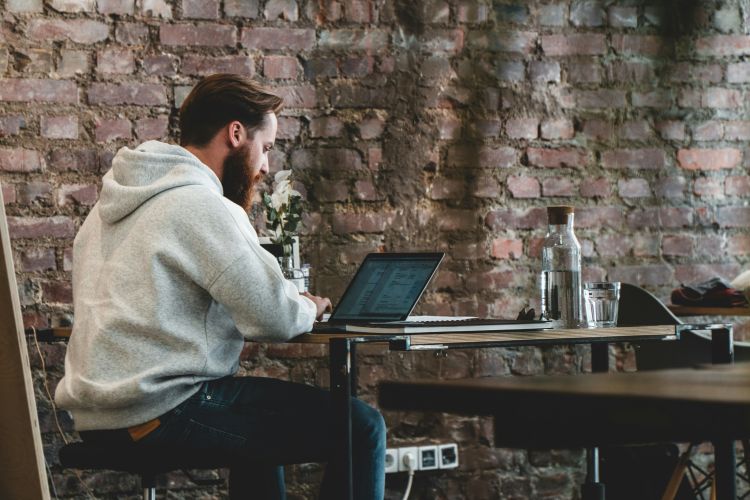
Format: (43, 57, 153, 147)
(714, 440, 737, 500)
(330, 338, 354, 500)
(583, 343, 609, 500)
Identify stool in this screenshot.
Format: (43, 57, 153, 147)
(59, 441, 239, 499)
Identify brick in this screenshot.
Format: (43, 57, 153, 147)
(14, 48, 53, 74)
(242, 28, 315, 51)
(485, 207, 546, 230)
(57, 184, 98, 206)
(263, 56, 299, 79)
(429, 178, 465, 200)
(656, 177, 686, 199)
(265, 0, 298, 20)
(97, 0, 134, 14)
(728, 235, 750, 255)
(353, 180, 383, 201)
(291, 148, 362, 170)
(611, 35, 665, 56)
(677, 148, 741, 170)
(632, 90, 672, 108)
(581, 120, 614, 142)
(695, 35, 750, 56)
(601, 149, 667, 169)
(182, 0, 219, 18)
(570, 0, 604, 27)
(225, 0, 259, 17)
(725, 122, 750, 141)
(318, 29, 389, 51)
(656, 121, 686, 141)
(576, 207, 624, 229)
(717, 207, 750, 227)
(47, 148, 100, 173)
(475, 119, 502, 138)
(666, 63, 722, 84)
(28, 19, 109, 44)
(494, 61, 525, 82)
(97, 48, 135, 75)
(448, 145, 517, 168)
(575, 90, 627, 108)
(695, 235, 723, 256)
(95, 117, 131, 142)
(276, 85, 316, 108)
(48, 0, 95, 11)
(420, 29, 465, 53)
(303, 58, 337, 80)
(341, 56, 375, 77)
(567, 61, 602, 84)
(527, 147, 587, 168)
(491, 239, 523, 259)
(507, 176, 540, 198)
(471, 175, 500, 198)
(505, 118, 538, 140)
(134, 116, 169, 140)
(182, 55, 254, 76)
(675, 264, 740, 284)
(310, 116, 344, 138)
(727, 62, 750, 83)
(692, 121, 723, 141)
(693, 177, 723, 197)
(0, 116, 27, 136)
(16, 182, 52, 204)
(160, 24, 236, 46)
(0, 79, 78, 104)
(608, 265, 673, 287)
(143, 54, 178, 76)
(580, 178, 610, 198)
(627, 208, 692, 229)
(529, 61, 561, 83)
(457, 1, 488, 23)
(0, 148, 42, 172)
(88, 83, 167, 106)
(618, 178, 651, 198)
(41, 115, 78, 139)
(701, 88, 741, 109)
(608, 6, 637, 27)
(541, 34, 606, 56)
(1, 184, 15, 205)
(467, 31, 537, 54)
(42, 280, 73, 304)
(276, 117, 301, 140)
(542, 177, 575, 197)
(438, 209, 476, 231)
(19, 248, 56, 272)
(116, 22, 150, 45)
(7, 216, 75, 239)
(539, 4, 567, 26)
(312, 181, 347, 203)
(142, 0, 172, 17)
(726, 176, 750, 196)
(595, 235, 629, 257)
(332, 213, 388, 234)
(619, 120, 653, 141)
(358, 116, 385, 140)
(7, 0, 43, 12)
(422, 57, 456, 82)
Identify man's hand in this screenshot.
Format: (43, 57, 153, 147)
(302, 292, 332, 321)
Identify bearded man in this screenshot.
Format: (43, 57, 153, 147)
(55, 74, 386, 500)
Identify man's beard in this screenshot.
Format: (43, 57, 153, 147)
(221, 145, 257, 211)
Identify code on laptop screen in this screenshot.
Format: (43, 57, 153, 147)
(331, 256, 440, 322)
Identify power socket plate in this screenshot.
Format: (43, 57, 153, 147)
(439, 443, 459, 469)
(418, 445, 439, 470)
(384, 448, 398, 474)
(398, 446, 418, 472)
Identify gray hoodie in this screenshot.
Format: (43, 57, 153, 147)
(55, 141, 317, 431)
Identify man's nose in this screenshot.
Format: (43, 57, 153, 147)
(260, 160, 269, 175)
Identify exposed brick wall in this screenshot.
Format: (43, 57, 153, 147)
(2, 0, 749, 498)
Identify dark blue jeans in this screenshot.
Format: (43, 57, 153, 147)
(83, 376, 386, 499)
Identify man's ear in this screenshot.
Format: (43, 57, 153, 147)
(227, 121, 244, 148)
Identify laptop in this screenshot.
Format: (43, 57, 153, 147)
(311, 252, 552, 334)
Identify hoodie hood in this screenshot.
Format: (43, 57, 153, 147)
(99, 141, 223, 223)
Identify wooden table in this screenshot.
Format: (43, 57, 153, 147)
(379, 360, 749, 500)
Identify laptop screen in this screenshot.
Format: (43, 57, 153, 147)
(329, 253, 444, 323)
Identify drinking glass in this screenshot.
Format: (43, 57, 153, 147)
(583, 282, 621, 328)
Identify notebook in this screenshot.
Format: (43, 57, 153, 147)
(311, 252, 552, 334)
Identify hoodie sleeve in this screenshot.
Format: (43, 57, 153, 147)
(170, 187, 317, 342)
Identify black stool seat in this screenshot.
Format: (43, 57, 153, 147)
(59, 441, 237, 474)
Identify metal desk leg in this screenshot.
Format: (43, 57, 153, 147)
(711, 326, 735, 499)
(330, 338, 354, 500)
(583, 343, 609, 500)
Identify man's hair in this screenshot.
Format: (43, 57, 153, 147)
(179, 73, 284, 147)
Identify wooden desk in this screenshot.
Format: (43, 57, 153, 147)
(668, 305, 750, 317)
(379, 363, 749, 500)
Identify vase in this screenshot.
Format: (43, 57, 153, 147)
(280, 255, 306, 293)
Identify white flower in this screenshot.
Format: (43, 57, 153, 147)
(274, 170, 292, 183)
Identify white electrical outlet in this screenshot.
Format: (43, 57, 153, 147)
(398, 446, 418, 472)
(418, 445, 439, 471)
(439, 443, 459, 469)
(385, 448, 399, 474)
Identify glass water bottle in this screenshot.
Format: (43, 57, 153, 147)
(540, 206, 583, 328)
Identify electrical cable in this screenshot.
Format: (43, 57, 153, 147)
(402, 469, 415, 500)
(401, 452, 417, 500)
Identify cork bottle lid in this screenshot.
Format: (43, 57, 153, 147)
(547, 205, 574, 225)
